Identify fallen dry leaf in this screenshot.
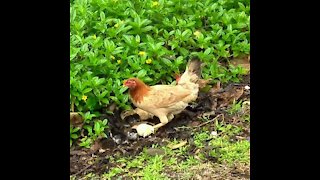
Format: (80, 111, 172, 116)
(106, 102, 117, 112)
(198, 78, 212, 89)
(213, 81, 221, 90)
(90, 137, 103, 152)
(210, 85, 244, 108)
(196, 82, 245, 112)
(200, 111, 216, 120)
(70, 112, 84, 128)
(231, 55, 250, 71)
(70, 150, 87, 156)
(145, 148, 165, 156)
(195, 149, 201, 154)
(206, 82, 222, 110)
(167, 140, 187, 149)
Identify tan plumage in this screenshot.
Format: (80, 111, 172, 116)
(123, 57, 202, 136)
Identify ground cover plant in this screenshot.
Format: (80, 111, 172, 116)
(70, 0, 250, 179)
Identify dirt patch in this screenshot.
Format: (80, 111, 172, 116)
(164, 162, 250, 180)
(70, 74, 250, 178)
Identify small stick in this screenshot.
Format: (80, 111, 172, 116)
(72, 164, 93, 176)
(174, 126, 192, 129)
(194, 114, 224, 128)
(71, 158, 100, 176)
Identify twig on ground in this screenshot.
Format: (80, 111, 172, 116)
(72, 164, 93, 176)
(71, 158, 100, 176)
(174, 126, 192, 130)
(194, 114, 224, 128)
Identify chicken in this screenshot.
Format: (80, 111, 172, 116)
(123, 57, 202, 136)
(120, 74, 181, 121)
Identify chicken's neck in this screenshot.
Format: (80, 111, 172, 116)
(129, 82, 151, 103)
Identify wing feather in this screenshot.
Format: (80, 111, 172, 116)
(140, 85, 192, 108)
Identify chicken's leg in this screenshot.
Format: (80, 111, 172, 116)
(153, 114, 170, 130)
(168, 114, 174, 121)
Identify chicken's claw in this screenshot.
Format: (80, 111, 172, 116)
(121, 108, 154, 120)
(120, 109, 136, 120)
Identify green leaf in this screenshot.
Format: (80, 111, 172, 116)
(142, 26, 153, 32)
(96, 78, 105, 85)
(120, 87, 128, 93)
(227, 24, 233, 32)
(101, 133, 107, 138)
(135, 35, 140, 43)
(94, 122, 101, 133)
(161, 58, 172, 66)
(178, 48, 188, 56)
(123, 35, 133, 45)
(81, 43, 88, 52)
(100, 11, 105, 21)
(144, 77, 153, 82)
(70, 48, 80, 61)
(71, 134, 78, 139)
(86, 98, 98, 111)
(83, 88, 92, 93)
(101, 98, 110, 104)
(175, 56, 184, 65)
(84, 125, 93, 135)
(100, 91, 108, 98)
(72, 127, 80, 133)
(182, 29, 192, 38)
(102, 119, 108, 125)
(204, 48, 212, 55)
(137, 69, 147, 78)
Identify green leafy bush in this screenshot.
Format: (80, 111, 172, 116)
(80, 119, 109, 148)
(70, 112, 109, 148)
(70, 0, 250, 145)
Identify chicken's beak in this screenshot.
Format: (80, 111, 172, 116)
(123, 80, 127, 87)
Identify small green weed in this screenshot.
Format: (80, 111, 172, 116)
(227, 100, 250, 122)
(193, 131, 212, 148)
(209, 137, 249, 164)
(79, 118, 109, 148)
(214, 119, 242, 137)
(70, 126, 80, 147)
(178, 155, 200, 170)
(103, 167, 124, 179)
(227, 100, 243, 115)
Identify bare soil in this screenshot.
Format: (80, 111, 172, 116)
(70, 74, 250, 179)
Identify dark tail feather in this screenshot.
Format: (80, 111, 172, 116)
(187, 56, 202, 78)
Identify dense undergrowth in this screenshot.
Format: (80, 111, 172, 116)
(70, 0, 250, 147)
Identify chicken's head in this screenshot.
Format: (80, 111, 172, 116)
(123, 78, 139, 89)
